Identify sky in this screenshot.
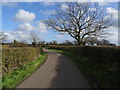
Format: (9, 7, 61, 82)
(1, 1, 119, 45)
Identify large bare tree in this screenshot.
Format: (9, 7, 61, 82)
(44, 2, 112, 45)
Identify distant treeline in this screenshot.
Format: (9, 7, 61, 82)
(1, 38, 117, 47)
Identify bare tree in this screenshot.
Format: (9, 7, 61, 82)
(0, 32, 7, 44)
(21, 40, 28, 44)
(52, 40, 58, 45)
(63, 40, 73, 45)
(101, 39, 110, 45)
(96, 39, 110, 45)
(84, 36, 98, 45)
(44, 2, 112, 45)
(38, 41, 46, 45)
(30, 32, 40, 45)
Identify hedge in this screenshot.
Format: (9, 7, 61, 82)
(2, 47, 42, 74)
(47, 45, 120, 65)
(47, 45, 120, 88)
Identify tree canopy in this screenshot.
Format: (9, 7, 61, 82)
(44, 2, 112, 45)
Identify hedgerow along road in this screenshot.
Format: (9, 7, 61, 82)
(16, 48, 91, 88)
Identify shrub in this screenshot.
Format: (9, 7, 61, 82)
(47, 45, 119, 65)
(47, 45, 120, 88)
(9, 42, 30, 47)
(2, 47, 42, 74)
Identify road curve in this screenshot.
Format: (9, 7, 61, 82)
(16, 49, 91, 88)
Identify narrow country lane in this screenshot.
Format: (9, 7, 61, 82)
(16, 49, 91, 88)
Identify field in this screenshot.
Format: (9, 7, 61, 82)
(47, 45, 120, 88)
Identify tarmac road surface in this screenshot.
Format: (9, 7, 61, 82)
(16, 49, 91, 88)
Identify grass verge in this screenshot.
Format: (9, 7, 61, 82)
(48, 49, 96, 87)
(2, 52, 47, 88)
(49, 49, 119, 89)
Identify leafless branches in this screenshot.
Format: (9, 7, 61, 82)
(30, 32, 40, 45)
(44, 2, 112, 45)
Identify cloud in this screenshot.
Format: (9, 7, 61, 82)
(56, 35, 63, 38)
(98, 2, 107, 6)
(40, 10, 56, 15)
(61, 3, 69, 10)
(2, 0, 119, 2)
(14, 10, 48, 33)
(4, 31, 32, 42)
(106, 7, 118, 28)
(101, 6, 118, 45)
(42, 2, 55, 6)
(2, 0, 40, 2)
(4, 32, 15, 42)
(14, 9, 35, 23)
(2, 2, 18, 7)
(17, 23, 35, 31)
(60, 3, 71, 11)
(37, 21, 47, 33)
(106, 26, 118, 45)
(107, 7, 118, 15)
(69, 0, 118, 1)
(15, 21, 47, 33)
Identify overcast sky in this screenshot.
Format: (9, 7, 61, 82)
(1, 1, 119, 45)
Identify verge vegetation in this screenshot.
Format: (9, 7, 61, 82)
(47, 45, 120, 88)
(1, 47, 47, 88)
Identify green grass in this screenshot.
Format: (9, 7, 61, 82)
(49, 48, 119, 88)
(48, 49, 93, 85)
(1, 52, 47, 88)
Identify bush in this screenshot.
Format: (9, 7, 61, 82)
(2, 52, 47, 88)
(48, 45, 119, 65)
(9, 42, 30, 47)
(2, 47, 42, 74)
(48, 45, 120, 88)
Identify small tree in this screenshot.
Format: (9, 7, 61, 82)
(96, 39, 110, 45)
(44, 2, 112, 45)
(64, 40, 73, 45)
(13, 39, 17, 43)
(30, 32, 40, 46)
(101, 39, 110, 45)
(38, 41, 46, 45)
(84, 37, 98, 45)
(52, 40, 58, 45)
(21, 40, 28, 44)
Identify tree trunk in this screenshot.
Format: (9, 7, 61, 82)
(80, 34, 87, 45)
(77, 39, 82, 45)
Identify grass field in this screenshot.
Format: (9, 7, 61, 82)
(2, 52, 47, 88)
